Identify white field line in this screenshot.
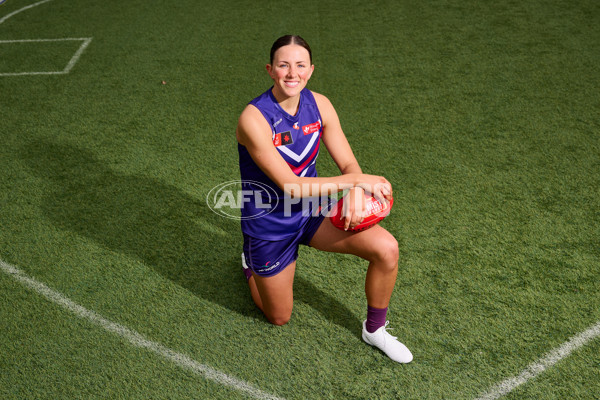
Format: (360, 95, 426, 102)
(476, 320, 600, 400)
(0, 0, 53, 25)
(0, 258, 285, 400)
(62, 37, 92, 73)
(0, 37, 92, 76)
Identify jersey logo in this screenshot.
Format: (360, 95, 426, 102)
(273, 131, 293, 147)
(302, 120, 321, 135)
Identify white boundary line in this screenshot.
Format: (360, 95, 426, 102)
(0, 258, 285, 400)
(0, 0, 53, 25)
(476, 320, 600, 399)
(0, 37, 92, 76)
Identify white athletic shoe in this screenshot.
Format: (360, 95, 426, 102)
(362, 320, 413, 363)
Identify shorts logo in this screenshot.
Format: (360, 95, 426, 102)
(302, 120, 321, 135)
(258, 261, 280, 273)
(273, 131, 293, 147)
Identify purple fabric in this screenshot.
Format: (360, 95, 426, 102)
(366, 305, 388, 333)
(238, 87, 323, 240)
(243, 267, 253, 281)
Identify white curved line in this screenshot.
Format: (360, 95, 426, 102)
(0, 0, 53, 25)
(0, 258, 285, 400)
(476, 320, 600, 400)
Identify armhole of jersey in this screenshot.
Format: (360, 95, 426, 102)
(307, 90, 324, 137)
(247, 103, 275, 136)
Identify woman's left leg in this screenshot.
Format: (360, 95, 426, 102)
(308, 217, 413, 363)
(309, 218, 399, 309)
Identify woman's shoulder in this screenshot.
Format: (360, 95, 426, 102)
(238, 103, 268, 130)
(308, 89, 328, 103)
(237, 104, 271, 145)
(308, 90, 336, 116)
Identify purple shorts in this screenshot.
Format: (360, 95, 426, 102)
(242, 214, 326, 277)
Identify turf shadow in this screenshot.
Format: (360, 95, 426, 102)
(21, 139, 362, 336)
(21, 139, 250, 314)
(294, 275, 363, 337)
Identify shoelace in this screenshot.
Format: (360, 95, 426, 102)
(383, 321, 398, 340)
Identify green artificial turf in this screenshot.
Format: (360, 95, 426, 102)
(1, 0, 599, 399)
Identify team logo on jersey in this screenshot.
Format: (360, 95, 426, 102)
(302, 120, 321, 135)
(293, 122, 300, 130)
(273, 131, 293, 147)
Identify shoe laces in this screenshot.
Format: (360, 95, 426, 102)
(383, 321, 398, 340)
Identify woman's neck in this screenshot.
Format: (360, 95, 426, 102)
(271, 88, 300, 116)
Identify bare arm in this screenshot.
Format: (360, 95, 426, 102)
(313, 92, 362, 176)
(236, 93, 392, 229)
(236, 104, 364, 198)
(313, 92, 393, 229)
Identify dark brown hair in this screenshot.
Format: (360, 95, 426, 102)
(269, 35, 312, 64)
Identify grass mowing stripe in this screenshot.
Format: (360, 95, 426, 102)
(0, 258, 285, 400)
(0, 0, 53, 25)
(476, 321, 600, 400)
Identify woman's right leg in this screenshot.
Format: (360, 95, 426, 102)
(248, 261, 296, 326)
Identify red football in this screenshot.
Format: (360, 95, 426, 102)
(328, 193, 393, 232)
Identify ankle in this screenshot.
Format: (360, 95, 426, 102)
(366, 305, 388, 333)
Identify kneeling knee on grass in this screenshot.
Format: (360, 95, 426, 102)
(267, 313, 292, 326)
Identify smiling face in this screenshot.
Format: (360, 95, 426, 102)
(267, 44, 314, 102)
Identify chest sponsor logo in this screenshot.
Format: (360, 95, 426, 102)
(302, 120, 321, 135)
(273, 131, 293, 147)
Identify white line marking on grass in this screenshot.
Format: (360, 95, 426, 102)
(62, 37, 92, 73)
(476, 320, 600, 400)
(0, 258, 285, 400)
(0, 37, 92, 76)
(0, 0, 53, 25)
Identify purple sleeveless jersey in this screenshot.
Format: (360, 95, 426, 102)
(238, 87, 324, 240)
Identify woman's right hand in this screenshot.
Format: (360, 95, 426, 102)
(356, 174, 393, 205)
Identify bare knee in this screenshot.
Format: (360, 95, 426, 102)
(251, 262, 296, 327)
(373, 235, 399, 271)
(266, 312, 292, 326)
(262, 300, 293, 326)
